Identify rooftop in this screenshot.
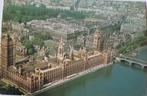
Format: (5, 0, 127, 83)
(27, 18, 87, 35)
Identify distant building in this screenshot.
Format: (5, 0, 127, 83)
(26, 19, 89, 46)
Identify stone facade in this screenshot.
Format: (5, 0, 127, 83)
(0, 32, 111, 94)
(1, 34, 16, 69)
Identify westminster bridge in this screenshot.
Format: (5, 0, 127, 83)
(115, 56, 147, 69)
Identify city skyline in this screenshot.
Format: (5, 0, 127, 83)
(0, 0, 146, 95)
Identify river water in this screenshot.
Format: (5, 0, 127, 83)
(36, 47, 147, 96)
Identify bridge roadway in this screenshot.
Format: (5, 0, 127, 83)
(116, 56, 147, 69)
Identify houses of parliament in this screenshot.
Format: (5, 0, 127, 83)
(0, 30, 112, 94)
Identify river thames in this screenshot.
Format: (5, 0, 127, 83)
(36, 47, 147, 96)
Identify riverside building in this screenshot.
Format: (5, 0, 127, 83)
(0, 30, 112, 94)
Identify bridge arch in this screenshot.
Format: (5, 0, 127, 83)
(144, 66, 147, 69)
(117, 57, 147, 70)
(131, 62, 142, 69)
(120, 59, 129, 64)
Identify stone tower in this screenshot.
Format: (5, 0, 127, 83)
(93, 30, 101, 50)
(1, 33, 16, 70)
(57, 37, 65, 64)
(69, 45, 74, 60)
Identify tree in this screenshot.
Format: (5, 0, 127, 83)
(32, 37, 44, 47)
(24, 40, 35, 55)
